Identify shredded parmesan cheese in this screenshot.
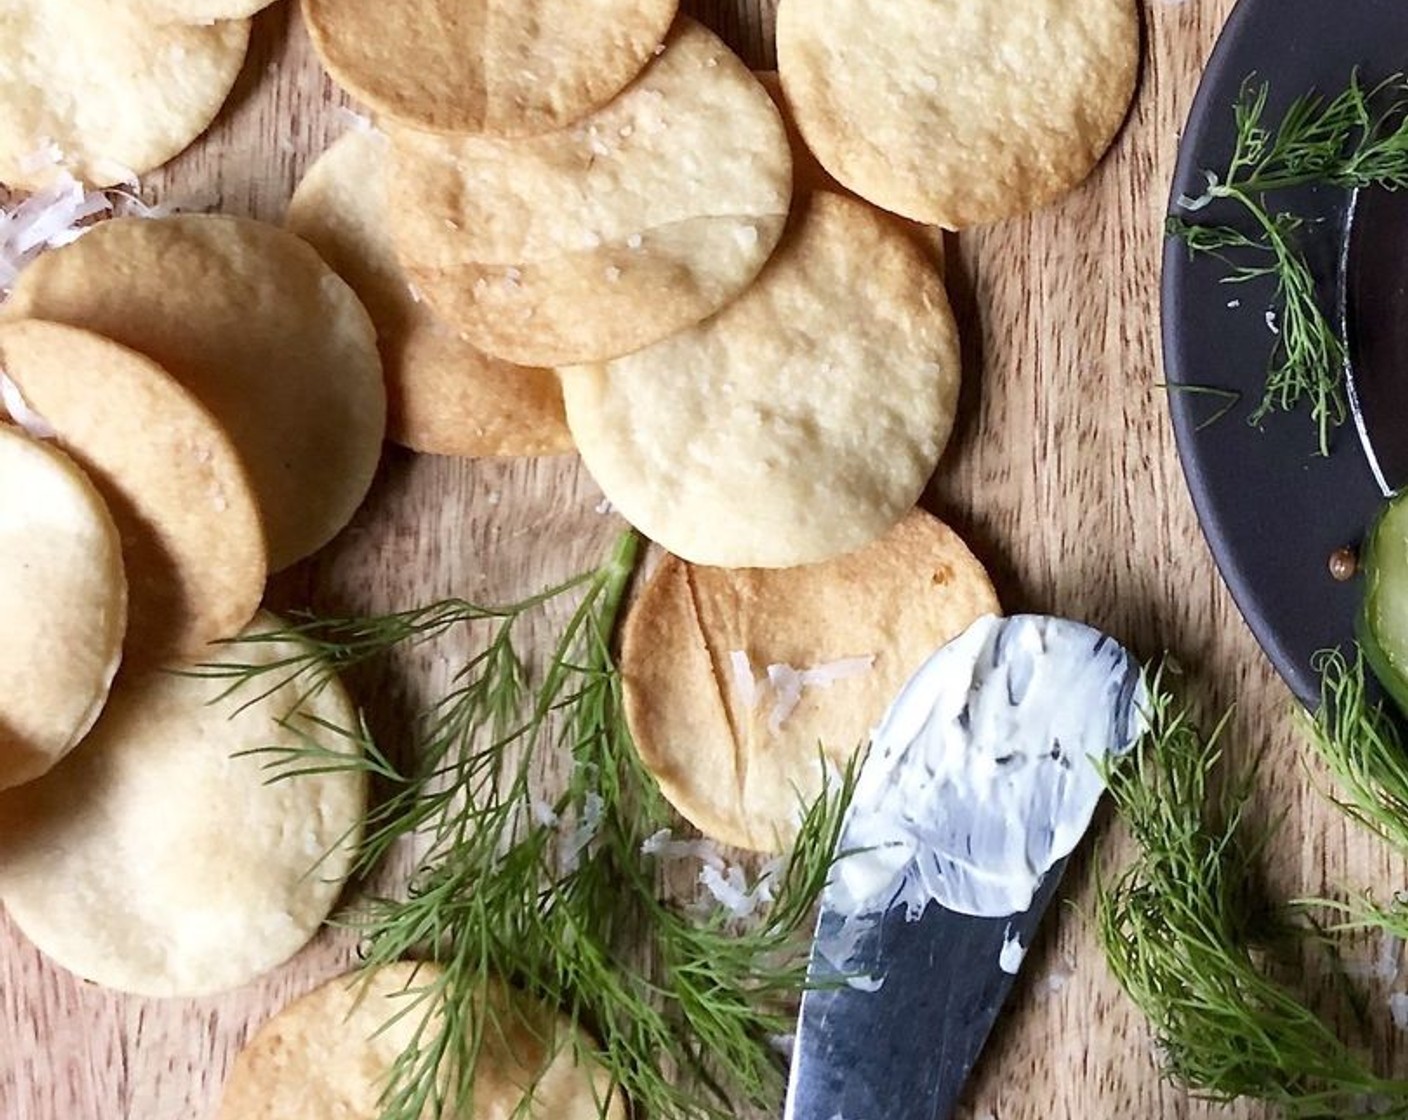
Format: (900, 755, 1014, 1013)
(762, 655, 876, 732)
(640, 827, 780, 919)
(0, 372, 56, 438)
(1, 157, 205, 298)
(0, 174, 110, 292)
(560, 791, 604, 873)
(767, 663, 805, 732)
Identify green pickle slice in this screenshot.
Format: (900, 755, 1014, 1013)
(1359, 490, 1408, 712)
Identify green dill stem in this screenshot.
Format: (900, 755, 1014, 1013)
(1302, 648, 1408, 939)
(1098, 672, 1408, 1115)
(217, 529, 855, 1120)
(1166, 70, 1408, 454)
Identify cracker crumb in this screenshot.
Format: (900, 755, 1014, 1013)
(733, 224, 759, 249)
(653, 43, 666, 55)
(618, 124, 635, 138)
(605, 266, 622, 283)
(627, 233, 644, 250)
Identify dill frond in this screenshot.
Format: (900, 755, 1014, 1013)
(1097, 669, 1408, 1115)
(208, 529, 855, 1120)
(1170, 70, 1408, 455)
(1302, 648, 1408, 941)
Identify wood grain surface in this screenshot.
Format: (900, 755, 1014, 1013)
(5, 1, 1405, 1118)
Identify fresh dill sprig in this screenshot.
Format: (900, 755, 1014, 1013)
(1097, 670, 1408, 1116)
(1302, 647, 1408, 940)
(208, 529, 856, 1120)
(1171, 70, 1408, 455)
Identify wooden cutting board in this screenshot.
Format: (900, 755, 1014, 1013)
(5, 1, 1406, 1117)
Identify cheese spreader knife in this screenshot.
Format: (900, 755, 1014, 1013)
(1341, 185, 1408, 498)
(784, 615, 1146, 1120)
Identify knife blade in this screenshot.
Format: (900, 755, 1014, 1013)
(1341, 184, 1408, 497)
(783, 615, 1145, 1120)
(785, 861, 1068, 1120)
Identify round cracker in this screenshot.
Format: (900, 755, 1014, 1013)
(217, 963, 626, 1120)
(622, 510, 1000, 852)
(0, 425, 125, 791)
(0, 319, 266, 665)
(302, 0, 678, 138)
(1, 214, 386, 570)
(388, 19, 793, 368)
(135, 0, 275, 19)
(560, 191, 961, 569)
(753, 69, 945, 274)
(0, 1, 250, 190)
(287, 131, 572, 457)
(776, 0, 1139, 228)
(0, 612, 367, 997)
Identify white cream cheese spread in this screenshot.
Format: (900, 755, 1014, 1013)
(827, 614, 1146, 923)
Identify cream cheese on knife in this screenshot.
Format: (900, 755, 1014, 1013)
(828, 614, 1147, 924)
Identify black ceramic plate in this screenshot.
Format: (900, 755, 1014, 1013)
(1162, 0, 1408, 704)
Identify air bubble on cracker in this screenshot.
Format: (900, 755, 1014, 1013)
(627, 233, 644, 250)
(604, 266, 622, 283)
(733, 224, 759, 249)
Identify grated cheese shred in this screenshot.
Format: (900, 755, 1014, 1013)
(729, 650, 875, 733)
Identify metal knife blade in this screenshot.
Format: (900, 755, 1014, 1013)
(784, 861, 1069, 1120)
(1341, 184, 1408, 497)
(782, 615, 1145, 1120)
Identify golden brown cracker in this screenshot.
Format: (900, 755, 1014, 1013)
(0, 424, 125, 791)
(0, 1, 249, 189)
(0, 612, 367, 997)
(302, 0, 679, 137)
(622, 510, 1000, 851)
(0, 319, 266, 665)
(2, 214, 386, 570)
(217, 963, 626, 1120)
(776, 0, 1139, 228)
(561, 192, 961, 568)
(388, 19, 793, 368)
(755, 68, 945, 272)
(287, 131, 572, 457)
